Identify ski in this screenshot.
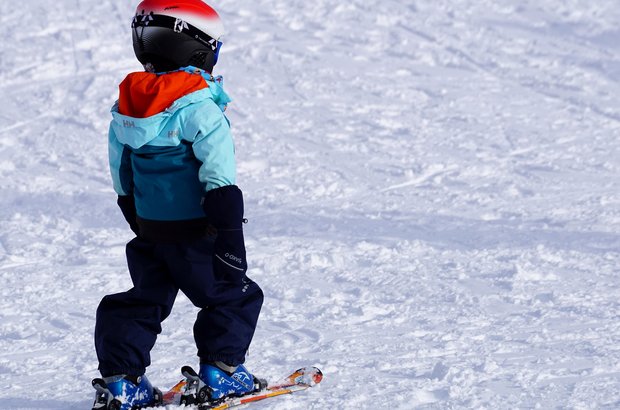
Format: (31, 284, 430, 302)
(161, 366, 323, 409)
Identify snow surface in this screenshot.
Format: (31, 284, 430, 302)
(1, 0, 619, 409)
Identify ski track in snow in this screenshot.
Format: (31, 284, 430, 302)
(1, 0, 619, 409)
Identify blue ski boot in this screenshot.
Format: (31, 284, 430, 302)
(91, 374, 162, 410)
(180, 362, 267, 406)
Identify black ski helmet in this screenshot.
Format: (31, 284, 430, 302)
(131, 0, 224, 73)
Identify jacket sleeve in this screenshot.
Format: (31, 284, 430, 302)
(108, 123, 134, 196)
(190, 100, 237, 192)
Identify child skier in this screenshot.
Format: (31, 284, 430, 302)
(92, 1, 264, 409)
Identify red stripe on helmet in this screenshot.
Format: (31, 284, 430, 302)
(136, 0, 220, 20)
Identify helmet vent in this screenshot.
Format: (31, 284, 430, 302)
(188, 52, 208, 69)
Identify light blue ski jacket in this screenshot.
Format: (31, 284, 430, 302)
(108, 67, 235, 223)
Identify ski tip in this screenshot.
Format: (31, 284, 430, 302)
(310, 367, 323, 385)
(294, 367, 323, 386)
(312, 367, 323, 384)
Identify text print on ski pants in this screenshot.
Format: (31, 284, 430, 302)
(94, 235, 263, 377)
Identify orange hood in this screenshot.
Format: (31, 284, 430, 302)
(117, 71, 208, 118)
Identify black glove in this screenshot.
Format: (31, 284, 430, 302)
(117, 195, 140, 236)
(202, 185, 247, 274)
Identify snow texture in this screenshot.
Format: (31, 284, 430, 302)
(1, 0, 619, 409)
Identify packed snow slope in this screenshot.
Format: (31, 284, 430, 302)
(1, 0, 619, 408)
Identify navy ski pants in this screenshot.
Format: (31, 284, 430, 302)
(95, 236, 263, 377)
